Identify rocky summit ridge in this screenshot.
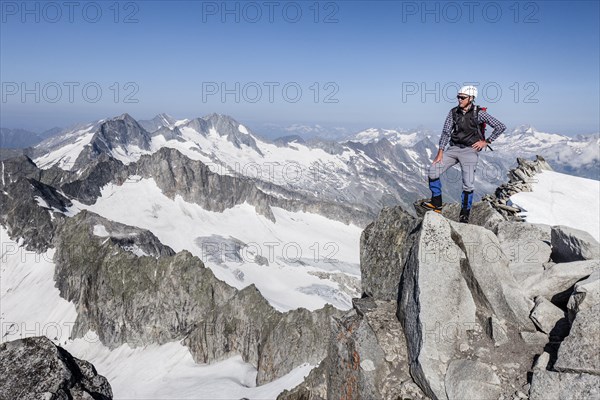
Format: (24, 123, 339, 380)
(279, 157, 600, 400)
(1, 155, 598, 399)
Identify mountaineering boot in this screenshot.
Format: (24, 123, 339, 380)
(459, 190, 474, 223)
(422, 177, 443, 213)
(459, 208, 471, 223)
(421, 195, 443, 213)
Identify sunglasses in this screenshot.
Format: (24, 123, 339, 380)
(457, 95, 469, 100)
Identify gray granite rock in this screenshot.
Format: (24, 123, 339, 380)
(554, 302, 600, 375)
(530, 296, 569, 336)
(448, 219, 535, 331)
(398, 212, 478, 400)
(567, 269, 600, 322)
(551, 225, 600, 262)
(522, 260, 600, 301)
(0, 336, 112, 400)
(496, 221, 551, 282)
(529, 369, 600, 400)
(360, 206, 419, 301)
(444, 359, 502, 400)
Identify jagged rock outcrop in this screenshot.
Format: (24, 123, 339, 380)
(554, 302, 600, 375)
(0, 156, 72, 252)
(497, 221, 551, 282)
(398, 212, 537, 399)
(53, 210, 340, 385)
(131, 147, 373, 226)
(360, 206, 419, 301)
(551, 225, 600, 262)
(567, 269, 600, 322)
(414, 198, 507, 233)
(485, 155, 553, 220)
(0, 336, 112, 400)
(286, 153, 599, 398)
(521, 259, 600, 304)
(278, 299, 426, 400)
(529, 301, 600, 399)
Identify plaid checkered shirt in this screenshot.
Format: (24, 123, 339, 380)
(439, 106, 506, 150)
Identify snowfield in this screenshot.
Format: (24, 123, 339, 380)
(510, 170, 600, 241)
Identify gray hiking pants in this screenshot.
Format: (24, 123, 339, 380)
(428, 145, 480, 192)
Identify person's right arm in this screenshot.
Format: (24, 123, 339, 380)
(434, 111, 453, 164)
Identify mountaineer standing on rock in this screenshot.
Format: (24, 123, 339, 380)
(421, 85, 506, 223)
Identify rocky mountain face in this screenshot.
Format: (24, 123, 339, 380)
(0, 336, 113, 400)
(1, 149, 350, 387)
(138, 112, 179, 132)
(51, 210, 340, 385)
(279, 160, 600, 399)
(130, 147, 372, 226)
(1, 149, 372, 255)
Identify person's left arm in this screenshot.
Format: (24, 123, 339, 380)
(472, 110, 507, 150)
(479, 110, 507, 143)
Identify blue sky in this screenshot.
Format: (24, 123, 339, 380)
(1, 0, 599, 136)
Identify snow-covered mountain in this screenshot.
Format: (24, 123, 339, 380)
(31, 114, 598, 226)
(493, 125, 599, 180)
(260, 123, 351, 141)
(30, 113, 435, 215)
(0, 143, 360, 397)
(346, 127, 432, 147)
(137, 113, 189, 133)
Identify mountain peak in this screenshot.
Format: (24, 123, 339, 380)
(510, 124, 538, 136)
(348, 128, 425, 147)
(202, 112, 239, 125)
(112, 113, 139, 123)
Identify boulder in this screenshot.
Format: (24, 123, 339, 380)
(448, 220, 535, 331)
(0, 336, 113, 400)
(529, 369, 600, 400)
(444, 359, 502, 400)
(397, 212, 542, 399)
(398, 212, 478, 400)
(360, 206, 419, 301)
(496, 221, 551, 282)
(530, 296, 569, 336)
(567, 269, 600, 322)
(554, 302, 600, 375)
(551, 225, 600, 262)
(522, 260, 600, 301)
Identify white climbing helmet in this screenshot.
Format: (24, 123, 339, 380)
(458, 85, 478, 99)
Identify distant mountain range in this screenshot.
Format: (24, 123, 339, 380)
(2, 114, 597, 197)
(0, 127, 62, 148)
